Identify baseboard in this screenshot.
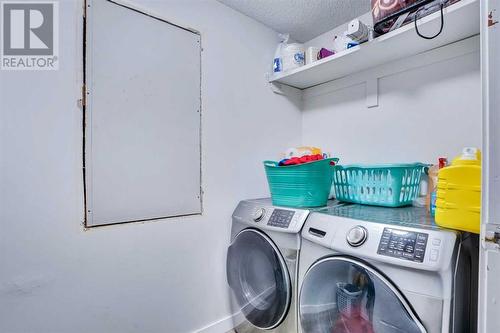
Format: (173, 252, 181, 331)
(194, 313, 238, 333)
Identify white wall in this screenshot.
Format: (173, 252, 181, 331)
(0, 2, 482, 332)
(302, 17, 481, 164)
(0, 1, 301, 332)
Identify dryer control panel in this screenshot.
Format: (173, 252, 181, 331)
(267, 209, 296, 228)
(377, 228, 428, 263)
(233, 199, 311, 234)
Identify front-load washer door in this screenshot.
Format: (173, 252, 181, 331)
(226, 228, 291, 330)
(300, 256, 427, 333)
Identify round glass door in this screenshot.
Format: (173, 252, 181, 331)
(226, 228, 291, 330)
(300, 256, 426, 333)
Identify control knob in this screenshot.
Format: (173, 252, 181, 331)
(252, 208, 265, 222)
(347, 226, 368, 247)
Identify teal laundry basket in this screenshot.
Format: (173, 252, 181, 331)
(264, 158, 339, 208)
(332, 163, 427, 207)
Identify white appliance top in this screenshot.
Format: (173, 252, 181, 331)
(232, 198, 342, 234)
(302, 204, 459, 272)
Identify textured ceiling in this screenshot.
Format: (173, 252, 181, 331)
(217, 0, 370, 42)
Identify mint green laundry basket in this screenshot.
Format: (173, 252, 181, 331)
(332, 163, 427, 207)
(264, 158, 339, 208)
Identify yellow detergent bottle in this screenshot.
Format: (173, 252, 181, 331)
(435, 147, 481, 234)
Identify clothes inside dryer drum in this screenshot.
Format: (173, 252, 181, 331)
(227, 229, 291, 329)
(300, 256, 426, 333)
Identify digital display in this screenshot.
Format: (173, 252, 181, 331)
(267, 209, 295, 228)
(377, 228, 428, 262)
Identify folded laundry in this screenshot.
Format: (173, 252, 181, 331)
(278, 154, 325, 166)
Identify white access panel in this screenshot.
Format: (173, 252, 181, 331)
(480, 0, 500, 331)
(85, 0, 201, 226)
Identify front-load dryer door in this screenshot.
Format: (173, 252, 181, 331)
(227, 228, 291, 330)
(300, 256, 426, 333)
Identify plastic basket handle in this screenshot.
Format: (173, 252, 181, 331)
(264, 161, 278, 167)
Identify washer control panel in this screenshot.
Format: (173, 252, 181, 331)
(377, 228, 428, 263)
(267, 209, 296, 228)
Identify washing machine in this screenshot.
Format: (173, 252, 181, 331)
(226, 199, 340, 333)
(297, 204, 478, 333)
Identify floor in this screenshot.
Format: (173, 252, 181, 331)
(226, 325, 255, 333)
(226, 329, 250, 333)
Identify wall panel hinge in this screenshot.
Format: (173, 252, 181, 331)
(79, 84, 87, 109)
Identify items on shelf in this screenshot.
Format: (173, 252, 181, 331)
(347, 42, 360, 49)
(346, 19, 371, 43)
(435, 147, 481, 234)
(331, 18, 371, 54)
(283, 43, 305, 71)
(273, 33, 287, 73)
(371, 0, 461, 38)
(333, 33, 354, 53)
(319, 47, 335, 59)
(269, 0, 477, 90)
(272, 33, 305, 73)
(332, 34, 361, 52)
(306, 46, 321, 65)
